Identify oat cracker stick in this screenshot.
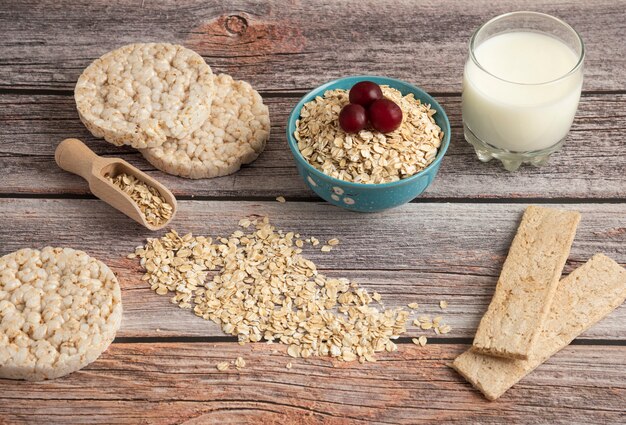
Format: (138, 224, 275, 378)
(453, 254, 626, 401)
(473, 206, 581, 359)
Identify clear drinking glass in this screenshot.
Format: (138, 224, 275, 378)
(462, 12, 584, 171)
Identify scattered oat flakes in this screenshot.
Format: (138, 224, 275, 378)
(310, 237, 320, 246)
(216, 362, 229, 371)
(286, 362, 292, 369)
(438, 324, 452, 334)
(420, 322, 433, 330)
(106, 172, 173, 226)
(276, 196, 286, 203)
(407, 302, 419, 309)
(342, 351, 357, 362)
(321, 245, 333, 252)
(132, 217, 408, 363)
(372, 292, 382, 302)
(411, 336, 428, 347)
(440, 300, 448, 309)
(132, 229, 218, 309)
(287, 345, 300, 358)
(235, 357, 246, 369)
(366, 354, 377, 363)
(327, 238, 340, 246)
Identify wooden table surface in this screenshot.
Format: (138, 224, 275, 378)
(1, 1, 625, 423)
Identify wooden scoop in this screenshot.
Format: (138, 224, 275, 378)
(55, 138, 177, 231)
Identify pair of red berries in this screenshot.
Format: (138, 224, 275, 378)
(338, 81, 403, 134)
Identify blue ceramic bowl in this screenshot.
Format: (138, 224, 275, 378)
(286, 75, 451, 212)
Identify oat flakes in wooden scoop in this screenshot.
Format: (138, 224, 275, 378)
(55, 138, 177, 230)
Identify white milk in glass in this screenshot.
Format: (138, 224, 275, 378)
(463, 31, 582, 152)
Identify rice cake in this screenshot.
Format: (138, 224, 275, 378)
(453, 253, 626, 400)
(75, 43, 214, 149)
(140, 73, 269, 179)
(0, 247, 123, 381)
(473, 206, 580, 359)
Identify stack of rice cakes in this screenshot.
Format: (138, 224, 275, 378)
(76, 43, 270, 179)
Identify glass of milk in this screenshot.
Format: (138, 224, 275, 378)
(462, 12, 584, 171)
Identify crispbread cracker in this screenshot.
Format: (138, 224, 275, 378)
(473, 206, 580, 359)
(453, 254, 626, 400)
(75, 43, 214, 149)
(0, 247, 123, 380)
(141, 73, 270, 179)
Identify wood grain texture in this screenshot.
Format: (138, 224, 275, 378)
(2, 1, 626, 422)
(0, 342, 624, 424)
(0, 199, 624, 339)
(0, 0, 625, 93)
(1, 93, 626, 199)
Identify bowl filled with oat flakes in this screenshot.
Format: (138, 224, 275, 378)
(287, 76, 450, 212)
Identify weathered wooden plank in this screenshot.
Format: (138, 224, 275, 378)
(0, 0, 624, 92)
(0, 343, 624, 424)
(1, 93, 625, 199)
(0, 199, 625, 339)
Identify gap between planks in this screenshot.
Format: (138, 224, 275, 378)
(110, 336, 626, 346)
(1, 87, 625, 98)
(1, 193, 626, 204)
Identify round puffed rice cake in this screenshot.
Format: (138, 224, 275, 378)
(0, 247, 123, 381)
(75, 43, 214, 149)
(140, 73, 270, 179)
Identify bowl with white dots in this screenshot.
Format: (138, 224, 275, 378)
(286, 75, 451, 212)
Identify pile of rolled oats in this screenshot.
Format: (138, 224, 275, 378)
(129, 230, 219, 307)
(295, 86, 444, 184)
(106, 172, 173, 227)
(132, 217, 409, 363)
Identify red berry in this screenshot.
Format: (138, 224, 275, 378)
(349, 81, 383, 107)
(339, 104, 367, 133)
(368, 99, 403, 133)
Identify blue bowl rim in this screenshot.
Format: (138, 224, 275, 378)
(286, 75, 451, 190)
